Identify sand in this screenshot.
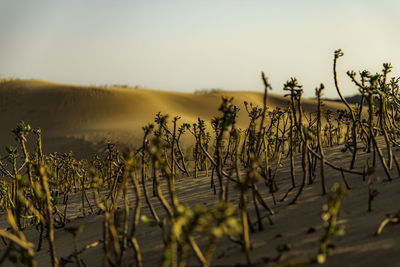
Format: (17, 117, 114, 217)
(0, 79, 399, 266)
(0, 79, 346, 158)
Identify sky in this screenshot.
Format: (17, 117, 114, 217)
(0, 0, 399, 98)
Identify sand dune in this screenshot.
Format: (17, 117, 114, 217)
(0, 79, 347, 157)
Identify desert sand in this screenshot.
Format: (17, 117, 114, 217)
(0, 79, 345, 157)
(0, 79, 399, 267)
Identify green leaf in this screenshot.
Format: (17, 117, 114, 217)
(317, 253, 326, 264)
(141, 215, 158, 227)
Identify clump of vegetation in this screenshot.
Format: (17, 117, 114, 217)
(194, 88, 224, 95)
(317, 183, 347, 264)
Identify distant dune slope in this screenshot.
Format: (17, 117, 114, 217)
(0, 79, 347, 157)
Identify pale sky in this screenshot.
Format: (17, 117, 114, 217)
(0, 0, 399, 98)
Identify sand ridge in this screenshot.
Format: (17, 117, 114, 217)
(0, 79, 347, 157)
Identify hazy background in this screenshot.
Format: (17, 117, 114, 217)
(0, 0, 399, 98)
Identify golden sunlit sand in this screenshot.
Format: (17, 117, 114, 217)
(0, 79, 346, 157)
